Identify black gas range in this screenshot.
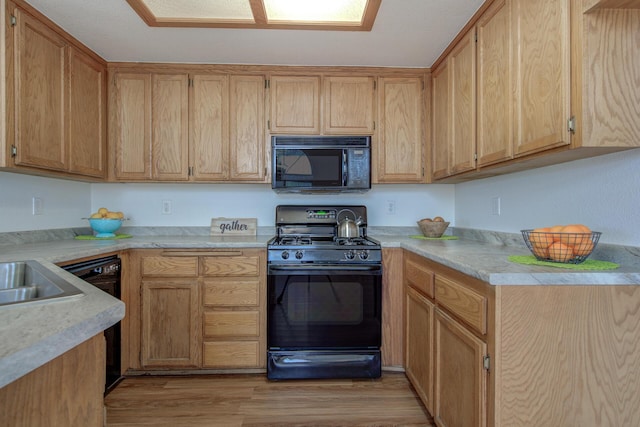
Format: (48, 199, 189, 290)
(266, 205, 382, 380)
(267, 205, 381, 265)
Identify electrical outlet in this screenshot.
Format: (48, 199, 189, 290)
(386, 200, 396, 215)
(162, 200, 172, 215)
(491, 197, 501, 216)
(32, 197, 43, 215)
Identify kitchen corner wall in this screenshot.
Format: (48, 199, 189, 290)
(0, 172, 91, 232)
(89, 184, 455, 228)
(455, 149, 640, 247)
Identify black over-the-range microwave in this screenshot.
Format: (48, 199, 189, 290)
(271, 135, 371, 193)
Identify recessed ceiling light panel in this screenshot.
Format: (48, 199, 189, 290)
(263, 0, 367, 23)
(126, 0, 380, 30)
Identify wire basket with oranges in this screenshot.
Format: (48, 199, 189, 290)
(521, 224, 601, 264)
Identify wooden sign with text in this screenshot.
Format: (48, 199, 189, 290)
(210, 217, 257, 236)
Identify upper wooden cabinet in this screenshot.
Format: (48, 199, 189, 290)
(5, 2, 107, 179)
(512, 0, 571, 156)
(449, 29, 477, 176)
(431, 62, 450, 180)
(476, 0, 512, 167)
(323, 76, 376, 135)
(109, 69, 268, 182)
(269, 75, 321, 134)
(432, 0, 640, 182)
(229, 75, 267, 181)
(376, 76, 426, 183)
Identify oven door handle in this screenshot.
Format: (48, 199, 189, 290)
(268, 265, 382, 275)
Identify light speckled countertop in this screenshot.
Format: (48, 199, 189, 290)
(0, 229, 638, 388)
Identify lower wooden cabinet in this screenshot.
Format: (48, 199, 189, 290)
(141, 279, 201, 368)
(405, 286, 435, 414)
(0, 334, 106, 427)
(129, 249, 266, 372)
(434, 309, 487, 427)
(403, 251, 491, 427)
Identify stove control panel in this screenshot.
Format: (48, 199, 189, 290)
(306, 209, 336, 220)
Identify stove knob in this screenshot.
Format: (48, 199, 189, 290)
(281, 251, 290, 260)
(295, 250, 304, 260)
(359, 250, 369, 260)
(345, 250, 356, 260)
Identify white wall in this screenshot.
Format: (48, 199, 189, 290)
(455, 149, 640, 246)
(0, 172, 91, 232)
(90, 183, 455, 228)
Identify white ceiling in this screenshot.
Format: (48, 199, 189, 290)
(24, 0, 485, 67)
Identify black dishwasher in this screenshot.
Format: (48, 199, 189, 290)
(63, 255, 122, 394)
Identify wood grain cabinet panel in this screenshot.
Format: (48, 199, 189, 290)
(405, 286, 435, 414)
(203, 279, 260, 307)
(201, 255, 260, 276)
(376, 77, 425, 183)
(269, 75, 321, 134)
(68, 47, 107, 177)
(434, 309, 487, 427)
(141, 256, 198, 277)
(512, 0, 571, 156)
(152, 73, 189, 180)
(404, 255, 435, 299)
(435, 275, 487, 335)
(141, 280, 201, 368)
(229, 74, 266, 181)
(190, 74, 229, 180)
(203, 311, 260, 338)
(112, 72, 152, 179)
(0, 334, 105, 427)
(449, 29, 476, 175)
(323, 76, 375, 134)
(476, 0, 513, 167)
(431, 62, 450, 180)
(12, 7, 67, 171)
(203, 341, 260, 368)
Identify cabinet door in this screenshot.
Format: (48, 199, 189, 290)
(190, 74, 229, 180)
(477, 0, 512, 167)
(152, 73, 189, 180)
(406, 286, 435, 414)
(68, 47, 106, 178)
(112, 72, 152, 180)
(431, 63, 450, 180)
(449, 30, 476, 175)
(323, 76, 376, 134)
(434, 309, 487, 427)
(141, 280, 200, 367)
(512, 0, 571, 156)
(12, 8, 67, 171)
(270, 75, 320, 134)
(376, 77, 425, 183)
(229, 75, 266, 181)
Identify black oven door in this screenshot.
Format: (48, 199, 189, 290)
(267, 264, 382, 350)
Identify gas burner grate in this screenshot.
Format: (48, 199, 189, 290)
(278, 236, 313, 246)
(335, 237, 372, 246)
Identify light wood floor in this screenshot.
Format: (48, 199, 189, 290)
(105, 372, 434, 426)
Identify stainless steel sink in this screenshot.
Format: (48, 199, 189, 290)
(0, 261, 83, 307)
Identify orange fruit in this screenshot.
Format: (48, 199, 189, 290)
(574, 240, 595, 256)
(529, 227, 553, 248)
(549, 225, 564, 242)
(559, 224, 591, 246)
(548, 242, 574, 262)
(531, 244, 550, 259)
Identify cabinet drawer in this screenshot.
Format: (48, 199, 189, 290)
(405, 258, 435, 298)
(142, 256, 198, 277)
(203, 341, 259, 368)
(203, 279, 260, 306)
(201, 255, 260, 276)
(203, 311, 260, 338)
(435, 275, 487, 335)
